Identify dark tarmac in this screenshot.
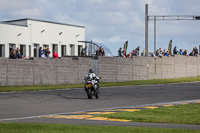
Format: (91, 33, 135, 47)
(0, 82, 200, 129)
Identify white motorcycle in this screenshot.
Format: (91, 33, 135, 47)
(84, 77, 100, 99)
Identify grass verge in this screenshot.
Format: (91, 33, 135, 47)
(0, 123, 199, 133)
(1, 76, 200, 92)
(97, 103, 200, 125)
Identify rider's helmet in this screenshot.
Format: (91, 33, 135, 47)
(89, 69, 94, 73)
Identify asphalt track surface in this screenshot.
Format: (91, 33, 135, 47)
(0, 82, 200, 129)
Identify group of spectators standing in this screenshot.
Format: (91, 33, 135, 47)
(152, 46, 199, 58)
(151, 47, 170, 57)
(39, 47, 58, 59)
(81, 46, 105, 56)
(118, 46, 140, 58)
(10, 47, 30, 60)
(118, 45, 199, 58)
(173, 46, 198, 56)
(9, 47, 59, 60)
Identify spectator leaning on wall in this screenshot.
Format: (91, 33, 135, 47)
(193, 46, 198, 55)
(53, 49, 58, 59)
(99, 47, 105, 56)
(17, 50, 22, 59)
(189, 51, 195, 56)
(81, 46, 87, 56)
(183, 49, 188, 55)
(39, 47, 43, 57)
(45, 48, 51, 58)
(178, 49, 183, 55)
(96, 48, 100, 56)
(135, 46, 140, 56)
(10, 49, 17, 59)
(118, 47, 123, 57)
(173, 46, 178, 55)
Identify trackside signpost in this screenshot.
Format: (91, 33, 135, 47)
(145, 4, 200, 56)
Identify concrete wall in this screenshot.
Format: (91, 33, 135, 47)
(0, 55, 199, 86)
(0, 57, 91, 86)
(98, 55, 200, 82)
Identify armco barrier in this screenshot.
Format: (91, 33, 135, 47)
(0, 55, 199, 86)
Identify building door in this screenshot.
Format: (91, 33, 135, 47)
(9, 44, 16, 56)
(61, 45, 66, 57)
(0, 44, 5, 57)
(78, 45, 83, 56)
(20, 44, 26, 57)
(34, 44, 39, 57)
(70, 44, 75, 56)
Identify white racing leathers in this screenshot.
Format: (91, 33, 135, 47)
(84, 73, 100, 86)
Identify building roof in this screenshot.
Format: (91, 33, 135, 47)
(0, 21, 28, 27)
(3, 18, 85, 28)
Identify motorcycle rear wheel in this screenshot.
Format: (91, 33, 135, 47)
(87, 88, 93, 99)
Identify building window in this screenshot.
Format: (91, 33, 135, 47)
(9, 44, 16, 57)
(61, 45, 67, 57)
(0, 44, 5, 57)
(78, 45, 83, 56)
(34, 44, 39, 57)
(70, 44, 75, 56)
(52, 44, 58, 54)
(20, 44, 26, 57)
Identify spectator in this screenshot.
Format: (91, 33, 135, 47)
(16, 47, 20, 56)
(53, 49, 58, 59)
(164, 51, 169, 57)
(40, 47, 47, 58)
(189, 51, 195, 56)
(96, 48, 100, 56)
(118, 47, 123, 57)
(39, 47, 43, 57)
(156, 50, 160, 57)
(17, 50, 22, 59)
(178, 49, 183, 55)
(158, 47, 162, 53)
(193, 46, 198, 55)
(10, 49, 17, 59)
(164, 49, 166, 54)
(100, 48, 105, 56)
(151, 51, 157, 58)
(135, 51, 138, 56)
(183, 49, 188, 55)
(132, 50, 136, 56)
(173, 46, 178, 55)
(122, 49, 126, 57)
(81, 46, 87, 56)
(45, 48, 51, 58)
(135, 46, 140, 56)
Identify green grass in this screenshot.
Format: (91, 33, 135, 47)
(98, 104, 200, 125)
(1, 76, 200, 92)
(0, 123, 199, 133)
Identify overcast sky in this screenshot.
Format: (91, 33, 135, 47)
(0, 0, 200, 55)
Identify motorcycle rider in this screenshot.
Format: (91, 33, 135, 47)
(84, 69, 100, 91)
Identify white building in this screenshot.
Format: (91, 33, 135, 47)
(0, 18, 85, 58)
